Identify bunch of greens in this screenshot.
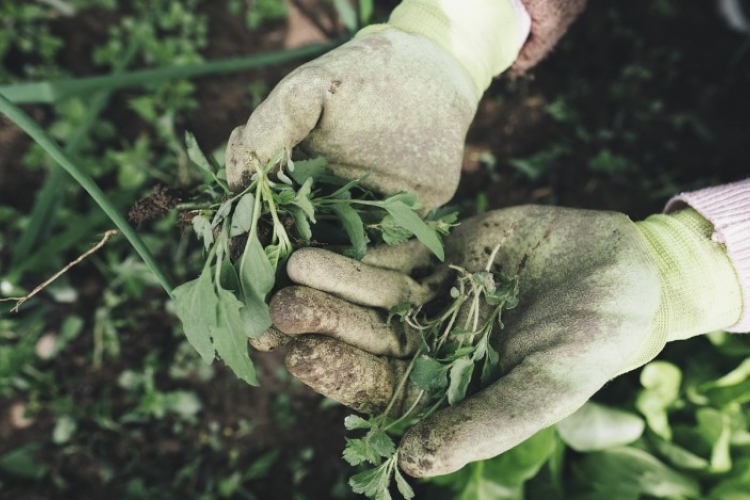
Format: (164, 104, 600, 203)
(172, 133, 456, 386)
(344, 247, 520, 499)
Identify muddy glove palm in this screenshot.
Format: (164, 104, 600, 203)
(271, 205, 742, 477)
(226, 0, 529, 209)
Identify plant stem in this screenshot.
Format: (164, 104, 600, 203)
(0, 93, 174, 296)
(0, 40, 346, 104)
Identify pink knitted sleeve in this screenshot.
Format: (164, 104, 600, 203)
(665, 178, 750, 333)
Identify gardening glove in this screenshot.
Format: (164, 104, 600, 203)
(226, 0, 530, 210)
(270, 205, 743, 477)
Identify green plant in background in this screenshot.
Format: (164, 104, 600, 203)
(228, 0, 287, 31)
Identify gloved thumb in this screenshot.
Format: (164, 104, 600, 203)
(226, 66, 329, 190)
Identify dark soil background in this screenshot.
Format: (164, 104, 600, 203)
(1, 1, 749, 499)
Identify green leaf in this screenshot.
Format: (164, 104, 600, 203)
(651, 436, 709, 470)
(332, 0, 358, 31)
(185, 131, 217, 176)
(447, 356, 474, 405)
(265, 244, 282, 272)
(394, 468, 415, 500)
(289, 157, 327, 185)
(367, 429, 396, 458)
(238, 232, 275, 303)
(384, 192, 420, 208)
(481, 342, 500, 386)
(239, 293, 272, 340)
(636, 361, 682, 440)
(0, 443, 48, 480)
(382, 200, 444, 261)
(386, 302, 411, 324)
(410, 355, 448, 392)
(349, 461, 393, 499)
(292, 177, 316, 223)
(380, 214, 413, 246)
(344, 415, 373, 431)
(426, 428, 557, 499)
(211, 200, 232, 227)
(332, 203, 368, 260)
(696, 408, 732, 473)
(573, 447, 700, 498)
(273, 188, 296, 205)
(343, 438, 380, 466)
(192, 214, 214, 251)
(229, 193, 255, 237)
(289, 206, 313, 241)
(555, 401, 644, 452)
(213, 287, 258, 386)
(172, 270, 217, 363)
(698, 358, 750, 406)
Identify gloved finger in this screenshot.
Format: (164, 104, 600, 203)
(248, 326, 290, 352)
(225, 65, 329, 190)
(270, 286, 420, 358)
(397, 343, 622, 478)
(286, 247, 451, 310)
(285, 336, 424, 416)
(361, 239, 434, 274)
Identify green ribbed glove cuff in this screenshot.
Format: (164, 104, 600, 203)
(640, 208, 742, 341)
(621, 209, 743, 373)
(357, 0, 527, 96)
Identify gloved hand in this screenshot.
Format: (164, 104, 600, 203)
(270, 205, 742, 477)
(226, 0, 529, 209)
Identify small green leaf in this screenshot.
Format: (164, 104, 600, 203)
(213, 287, 258, 386)
(0, 443, 48, 480)
(447, 356, 474, 405)
(185, 131, 219, 178)
(289, 157, 327, 185)
(380, 215, 412, 246)
(410, 355, 448, 393)
(192, 214, 214, 251)
(229, 193, 254, 237)
(386, 302, 411, 324)
(349, 461, 393, 499)
(238, 232, 275, 302)
(394, 468, 415, 500)
(212, 200, 233, 228)
(293, 177, 316, 223)
(172, 270, 217, 363)
(343, 438, 380, 466)
(367, 429, 396, 458)
(636, 361, 682, 440)
(344, 415, 373, 431)
(382, 200, 444, 261)
(384, 192, 419, 208)
(480, 342, 500, 386)
(289, 206, 313, 241)
(573, 447, 700, 498)
(273, 188, 295, 205)
(265, 244, 282, 272)
(556, 401, 645, 452)
(239, 291, 272, 340)
(332, 203, 368, 260)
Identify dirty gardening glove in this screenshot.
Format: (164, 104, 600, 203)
(271, 205, 743, 477)
(226, 0, 530, 209)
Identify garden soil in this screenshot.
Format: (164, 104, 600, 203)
(1, 1, 749, 498)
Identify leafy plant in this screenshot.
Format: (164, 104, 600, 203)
(172, 134, 455, 385)
(343, 246, 520, 499)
